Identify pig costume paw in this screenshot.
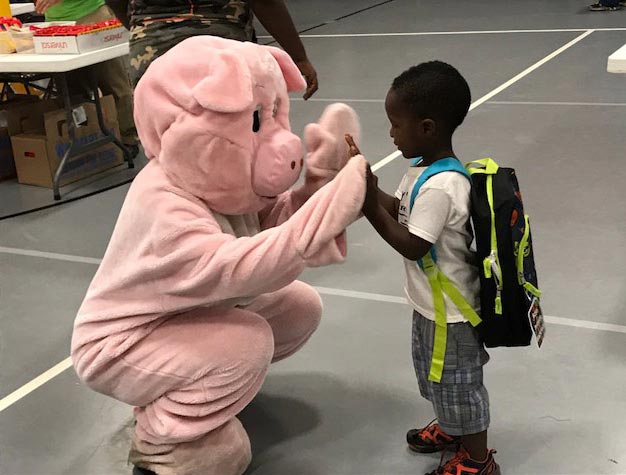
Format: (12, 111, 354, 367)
(302, 103, 361, 195)
(260, 103, 363, 233)
(70, 36, 366, 475)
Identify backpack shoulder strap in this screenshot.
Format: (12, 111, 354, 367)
(409, 157, 470, 211)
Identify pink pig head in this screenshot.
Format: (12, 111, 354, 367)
(134, 36, 307, 214)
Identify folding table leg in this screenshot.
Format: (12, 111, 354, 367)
(89, 68, 134, 169)
(52, 73, 78, 201)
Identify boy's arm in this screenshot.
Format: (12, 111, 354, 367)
(377, 189, 400, 219)
(363, 166, 432, 261)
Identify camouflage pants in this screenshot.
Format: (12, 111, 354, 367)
(129, 19, 255, 86)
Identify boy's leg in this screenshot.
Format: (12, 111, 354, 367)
(412, 312, 499, 474)
(408, 311, 460, 453)
(461, 430, 489, 461)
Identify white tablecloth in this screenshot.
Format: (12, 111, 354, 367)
(0, 44, 130, 73)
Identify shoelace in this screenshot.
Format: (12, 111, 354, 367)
(436, 448, 498, 475)
(419, 419, 453, 444)
(435, 446, 470, 475)
(418, 418, 437, 434)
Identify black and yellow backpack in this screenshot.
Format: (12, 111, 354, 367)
(409, 157, 544, 383)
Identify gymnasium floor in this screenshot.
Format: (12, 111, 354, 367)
(1, 1, 625, 474)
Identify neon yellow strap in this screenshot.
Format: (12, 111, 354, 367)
(516, 214, 542, 298)
(420, 254, 447, 383)
(422, 253, 482, 383)
(466, 158, 499, 175)
(429, 271, 448, 383)
(467, 159, 503, 315)
(524, 282, 542, 297)
(516, 215, 531, 284)
(483, 258, 492, 278)
(439, 273, 482, 327)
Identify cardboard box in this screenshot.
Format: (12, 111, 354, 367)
(11, 95, 123, 188)
(0, 96, 55, 180)
(10, 27, 35, 54)
(33, 25, 128, 54)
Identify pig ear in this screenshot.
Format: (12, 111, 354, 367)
(263, 45, 307, 92)
(192, 50, 254, 113)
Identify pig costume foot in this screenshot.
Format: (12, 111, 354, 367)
(71, 36, 366, 475)
(130, 418, 251, 475)
(133, 466, 157, 475)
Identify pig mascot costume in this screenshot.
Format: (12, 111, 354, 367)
(70, 36, 367, 475)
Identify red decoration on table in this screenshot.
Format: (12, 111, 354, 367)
(32, 19, 122, 37)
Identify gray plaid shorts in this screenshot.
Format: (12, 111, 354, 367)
(412, 310, 491, 436)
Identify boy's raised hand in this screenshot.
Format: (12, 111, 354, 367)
(344, 134, 378, 214)
(363, 164, 379, 215)
(363, 163, 378, 208)
(345, 134, 361, 158)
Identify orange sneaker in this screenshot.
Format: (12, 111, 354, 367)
(407, 419, 461, 453)
(425, 445, 501, 475)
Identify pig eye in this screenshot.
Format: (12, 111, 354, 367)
(272, 101, 279, 118)
(253, 106, 262, 133)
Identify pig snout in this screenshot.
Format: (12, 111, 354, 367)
(253, 129, 304, 198)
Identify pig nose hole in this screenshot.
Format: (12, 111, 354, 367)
(300, 158, 304, 168)
(291, 161, 296, 170)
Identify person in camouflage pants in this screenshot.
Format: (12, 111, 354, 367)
(106, 0, 319, 98)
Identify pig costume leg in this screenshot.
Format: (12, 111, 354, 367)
(75, 281, 322, 475)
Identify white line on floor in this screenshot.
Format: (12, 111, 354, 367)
(471, 30, 594, 109)
(295, 98, 626, 108)
(0, 246, 102, 265)
(372, 150, 402, 172)
(1, 243, 625, 412)
(292, 97, 385, 103)
(314, 287, 626, 334)
(369, 29, 595, 171)
(489, 100, 626, 107)
(314, 286, 407, 304)
(0, 357, 72, 413)
(258, 27, 624, 39)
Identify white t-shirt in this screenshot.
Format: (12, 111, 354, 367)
(395, 167, 480, 323)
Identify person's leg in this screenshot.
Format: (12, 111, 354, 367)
(74, 306, 275, 475)
(76, 6, 138, 146)
(406, 311, 460, 453)
(245, 280, 322, 362)
(461, 430, 489, 461)
(425, 321, 498, 474)
(430, 321, 490, 445)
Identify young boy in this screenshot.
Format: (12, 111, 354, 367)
(351, 61, 500, 475)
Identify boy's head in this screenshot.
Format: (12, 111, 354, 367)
(385, 61, 471, 159)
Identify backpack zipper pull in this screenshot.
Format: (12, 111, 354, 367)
(495, 290, 503, 315)
(486, 250, 504, 315)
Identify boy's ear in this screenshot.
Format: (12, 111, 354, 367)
(422, 118, 437, 135)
